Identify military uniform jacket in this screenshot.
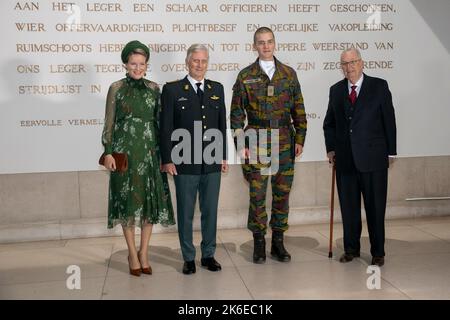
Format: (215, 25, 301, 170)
(160, 76, 227, 175)
(230, 57, 307, 150)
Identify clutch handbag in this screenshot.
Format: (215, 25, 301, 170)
(99, 153, 128, 172)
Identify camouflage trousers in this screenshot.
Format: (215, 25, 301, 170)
(242, 138, 294, 235)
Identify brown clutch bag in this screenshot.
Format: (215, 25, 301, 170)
(99, 153, 128, 172)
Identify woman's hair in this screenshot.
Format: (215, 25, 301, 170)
(124, 48, 148, 63)
(121, 40, 150, 63)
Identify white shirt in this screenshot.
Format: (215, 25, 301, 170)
(259, 59, 276, 80)
(187, 75, 204, 93)
(347, 74, 364, 96)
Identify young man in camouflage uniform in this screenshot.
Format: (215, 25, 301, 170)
(230, 27, 307, 263)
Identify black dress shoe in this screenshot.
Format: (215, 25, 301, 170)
(339, 252, 360, 263)
(182, 261, 196, 274)
(371, 256, 385, 267)
(201, 257, 222, 272)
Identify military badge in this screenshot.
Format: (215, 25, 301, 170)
(210, 95, 220, 100)
(184, 84, 189, 90)
(243, 78, 261, 84)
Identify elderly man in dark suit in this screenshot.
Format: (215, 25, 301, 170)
(323, 48, 397, 267)
(160, 44, 228, 275)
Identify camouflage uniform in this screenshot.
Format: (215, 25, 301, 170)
(230, 57, 307, 234)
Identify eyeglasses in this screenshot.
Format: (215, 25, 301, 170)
(340, 59, 361, 68)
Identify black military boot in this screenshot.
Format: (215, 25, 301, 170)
(271, 231, 291, 262)
(253, 233, 266, 264)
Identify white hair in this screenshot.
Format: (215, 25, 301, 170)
(185, 44, 209, 64)
(341, 48, 362, 60)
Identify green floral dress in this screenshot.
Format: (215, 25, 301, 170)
(102, 75, 175, 228)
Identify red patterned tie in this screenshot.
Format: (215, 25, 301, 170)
(349, 85, 357, 105)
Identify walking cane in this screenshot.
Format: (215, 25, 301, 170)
(328, 164, 336, 258)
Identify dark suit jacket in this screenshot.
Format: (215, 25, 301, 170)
(323, 74, 397, 173)
(160, 76, 227, 175)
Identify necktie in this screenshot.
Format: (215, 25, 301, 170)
(349, 85, 357, 105)
(196, 82, 203, 102)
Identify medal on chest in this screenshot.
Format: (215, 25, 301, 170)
(267, 85, 274, 97)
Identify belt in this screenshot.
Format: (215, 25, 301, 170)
(247, 118, 292, 129)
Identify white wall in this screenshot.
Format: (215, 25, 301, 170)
(1, 0, 450, 174)
(1, 1, 450, 243)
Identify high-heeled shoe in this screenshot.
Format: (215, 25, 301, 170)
(128, 255, 141, 277)
(138, 251, 152, 275)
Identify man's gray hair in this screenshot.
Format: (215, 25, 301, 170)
(185, 44, 209, 64)
(341, 48, 362, 60)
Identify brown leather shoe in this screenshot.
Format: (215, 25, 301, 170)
(371, 256, 385, 267)
(138, 251, 152, 275)
(141, 265, 152, 275)
(339, 252, 360, 263)
(128, 256, 141, 277)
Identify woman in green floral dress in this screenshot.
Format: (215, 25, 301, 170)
(101, 41, 175, 276)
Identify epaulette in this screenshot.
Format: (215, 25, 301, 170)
(206, 79, 217, 83)
(205, 79, 223, 88)
(166, 79, 181, 84)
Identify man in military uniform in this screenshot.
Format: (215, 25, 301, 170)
(160, 44, 228, 274)
(230, 27, 307, 264)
